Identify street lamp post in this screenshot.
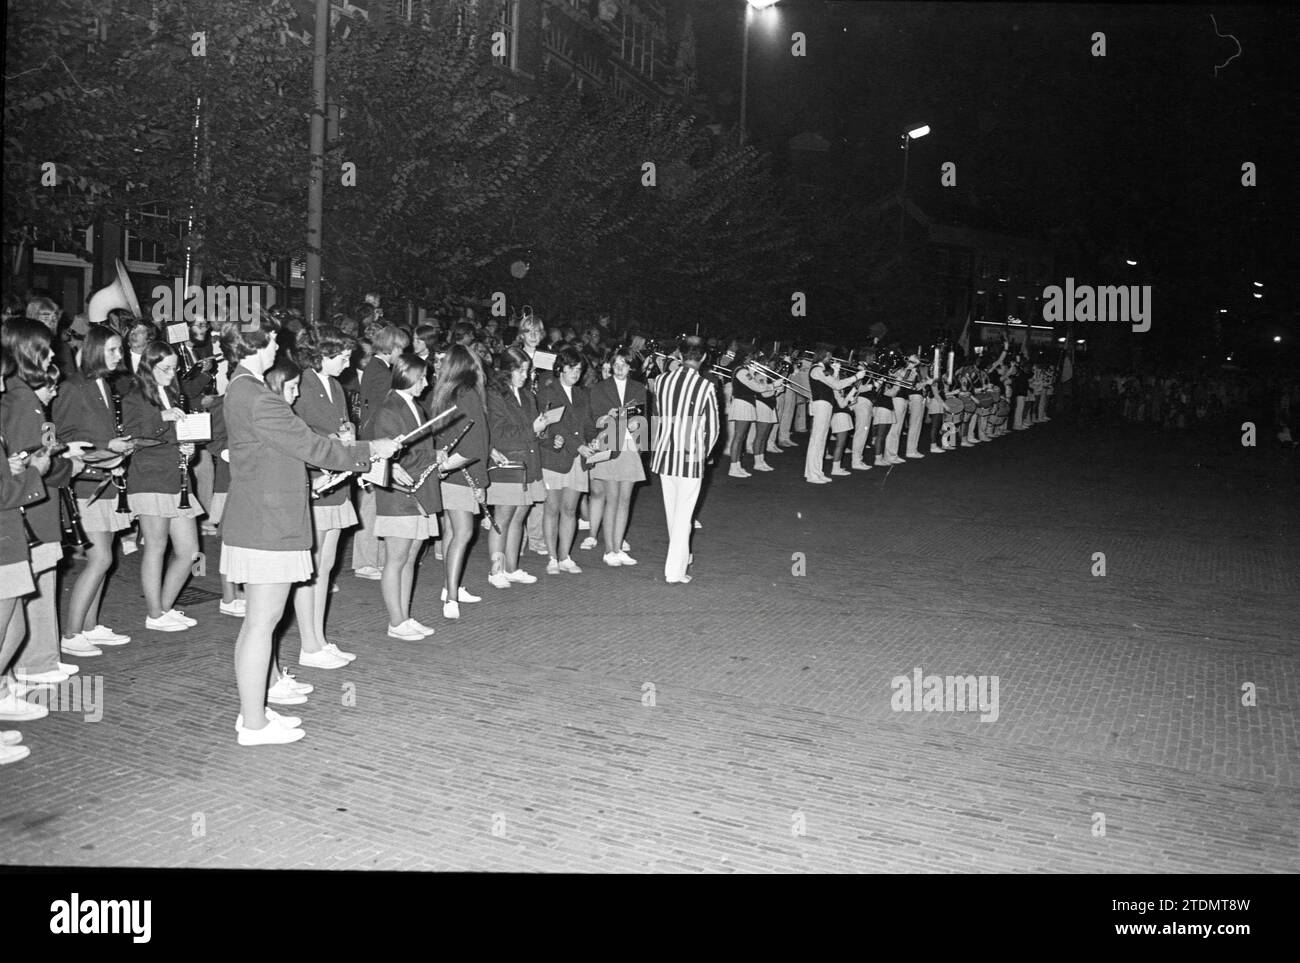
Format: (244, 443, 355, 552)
(304, 0, 329, 324)
(739, 0, 780, 148)
(898, 124, 930, 245)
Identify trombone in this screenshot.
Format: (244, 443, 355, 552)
(745, 360, 811, 399)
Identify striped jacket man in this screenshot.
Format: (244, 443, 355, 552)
(650, 365, 719, 479)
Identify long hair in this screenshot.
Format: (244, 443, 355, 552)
(2, 318, 57, 390)
(491, 345, 531, 395)
(134, 341, 178, 407)
(79, 324, 123, 381)
(265, 358, 302, 398)
(390, 352, 428, 393)
(430, 343, 485, 417)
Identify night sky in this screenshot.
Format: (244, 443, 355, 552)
(692, 1, 1297, 341)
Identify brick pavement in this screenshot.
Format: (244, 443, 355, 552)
(3, 416, 1297, 872)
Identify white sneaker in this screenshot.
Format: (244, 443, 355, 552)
(83, 625, 130, 646)
(622, 540, 631, 552)
(146, 612, 188, 632)
(831, 466, 851, 476)
(930, 445, 945, 454)
(219, 599, 246, 617)
(60, 635, 102, 657)
(752, 460, 774, 471)
(57, 662, 82, 676)
(0, 744, 30, 765)
(387, 622, 426, 641)
(505, 569, 537, 584)
(322, 643, 356, 662)
(299, 648, 349, 669)
(557, 558, 582, 574)
(546, 558, 560, 576)
(236, 714, 305, 746)
(806, 476, 831, 484)
(851, 460, 873, 471)
(267, 677, 309, 705)
(235, 708, 302, 732)
(576, 518, 591, 531)
(353, 566, 382, 580)
(616, 551, 638, 566)
(12, 668, 70, 685)
(165, 609, 197, 627)
(579, 536, 598, 551)
(905, 452, 925, 459)
(603, 552, 623, 567)
(728, 465, 752, 478)
(277, 672, 313, 695)
(440, 586, 481, 603)
(0, 693, 48, 721)
(442, 601, 461, 620)
(488, 571, 512, 589)
(406, 619, 437, 637)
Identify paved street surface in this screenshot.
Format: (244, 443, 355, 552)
(4, 416, 1298, 872)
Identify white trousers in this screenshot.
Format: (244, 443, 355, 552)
(776, 389, 797, 443)
(804, 400, 833, 479)
(1014, 396, 1027, 429)
(851, 398, 874, 462)
(905, 394, 925, 455)
(885, 397, 907, 457)
(659, 474, 701, 582)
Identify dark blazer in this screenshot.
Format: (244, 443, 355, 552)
(372, 392, 441, 518)
(433, 386, 490, 490)
(209, 400, 230, 495)
(536, 379, 597, 474)
(486, 384, 542, 484)
(53, 373, 119, 498)
(120, 381, 184, 496)
(0, 432, 48, 567)
(357, 357, 393, 440)
(586, 375, 648, 454)
(0, 381, 69, 543)
(221, 365, 375, 552)
(293, 368, 353, 508)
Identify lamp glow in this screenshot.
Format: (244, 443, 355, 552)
(906, 124, 931, 140)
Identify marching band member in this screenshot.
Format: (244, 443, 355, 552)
(485, 347, 547, 587)
(727, 350, 771, 478)
(120, 341, 200, 633)
(924, 362, 948, 454)
(292, 325, 362, 667)
(372, 353, 440, 640)
(805, 348, 865, 484)
(219, 316, 397, 746)
(651, 342, 718, 583)
(775, 354, 800, 449)
(513, 313, 548, 557)
(827, 374, 855, 476)
(206, 372, 246, 618)
(352, 324, 409, 581)
(0, 355, 54, 759)
(883, 351, 915, 464)
(0, 320, 84, 687)
(751, 357, 783, 466)
(536, 346, 598, 577)
(585, 347, 645, 565)
(849, 352, 875, 470)
(52, 325, 134, 656)
(430, 344, 493, 619)
(903, 351, 927, 460)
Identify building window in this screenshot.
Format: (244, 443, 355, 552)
(496, 0, 519, 70)
(125, 204, 178, 265)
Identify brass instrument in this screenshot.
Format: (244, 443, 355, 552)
(747, 360, 812, 399)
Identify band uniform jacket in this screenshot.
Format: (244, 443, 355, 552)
(485, 384, 543, 484)
(120, 381, 184, 496)
(0, 381, 71, 543)
(536, 379, 597, 474)
(586, 375, 647, 454)
(293, 367, 353, 508)
(209, 399, 230, 495)
(0, 430, 47, 566)
(371, 392, 441, 518)
(221, 365, 374, 553)
(357, 357, 393, 440)
(53, 373, 120, 500)
(650, 365, 719, 479)
(434, 386, 491, 492)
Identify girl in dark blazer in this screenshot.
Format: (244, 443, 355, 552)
(52, 324, 134, 655)
(353, 324, 408, 579)
(537, 346, 598, 576)
(120, 341, 200, 633)
(0, 320, 82, 685)
(372, 354, 441, 640)
(485, 347, 548, 588)
(291, 325, 362, 668)
(218, 317, 398, 746)
(206, 384, 246, 619)
(429, 344, 496, 620)
(584, 346, 647, 567)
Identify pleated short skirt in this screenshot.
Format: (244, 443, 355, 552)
(130, 491, 200, 519)
(543, 461, 589, 493)
(487, 478, 546, 506)
(220, 544, 313, 585)
(79, 496, 133, 533)
(313, 499, 358, 532)
(830, 412, 853, 434)
(440, 480, 483, 513)
(30, 540, 63, 574)
(872, 406, 896, 425)
(730, 398, 758, 422)
(755, 399, 777, 424)
(208, 492, 227, 525)
(0, 560, 35, 600)
(590, 447, 645, 483)
(374, 513, 437, 540)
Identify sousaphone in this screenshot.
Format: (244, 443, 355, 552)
(87, 259, 142, 325)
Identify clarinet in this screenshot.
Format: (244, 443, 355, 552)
(173, 387, 191, 509)
(111, 383, 130, 513)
